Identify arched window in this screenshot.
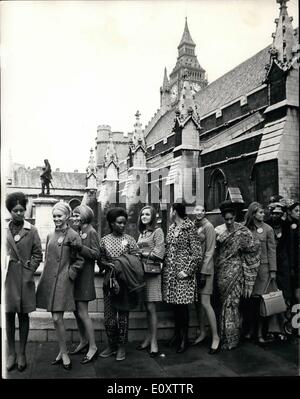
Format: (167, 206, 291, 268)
(209, 169, 227, 209)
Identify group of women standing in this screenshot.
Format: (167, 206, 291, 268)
(4, 191, 299, 373)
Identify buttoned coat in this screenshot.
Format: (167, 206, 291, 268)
(163, 217, 203, 304)
(36, 226, 84, 311)
(251, 222, 277, 296)
(5, 221, 43, 313)
(74, 224, 100, 301)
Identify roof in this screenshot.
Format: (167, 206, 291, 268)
(255, 117, 286, 164)
(178, 18, 195, 48)
(195, 45, 270, 117)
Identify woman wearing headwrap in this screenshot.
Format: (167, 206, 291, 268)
(36, 201, 84, 370)
(215, 201, 260, 350)
(69, 205, 100, 364)
(5, 192, 43, 372)
(98, 207, 139, 362)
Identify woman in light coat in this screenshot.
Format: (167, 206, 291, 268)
(36, 202, 84, 370)
(5, 192, 43, 372)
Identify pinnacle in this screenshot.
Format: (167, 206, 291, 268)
(178, 17, 195, 48)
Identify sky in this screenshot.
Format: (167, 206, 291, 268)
(1, 0, 298, 173)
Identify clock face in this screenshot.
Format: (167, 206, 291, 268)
(171, 85, 178, 102)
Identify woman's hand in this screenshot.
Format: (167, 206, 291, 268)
(243, 287, 252, 298)
(197, 273, 207, 289)
(177, 271, 188, 279)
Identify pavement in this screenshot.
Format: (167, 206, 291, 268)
(3, 337, 299, 379)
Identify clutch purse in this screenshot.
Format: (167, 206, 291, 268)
(260, 278, 287, 317)
(142, 253, 163, 275)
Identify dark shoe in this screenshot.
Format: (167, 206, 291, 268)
(81, 349, 99, 364)
(136, 343, 150, 351)
(208, 344, 221, 355)
(116, 345, 126, 361)
(99, 346, 117, 358)
(69, 342, 89, 355)
(166, 334, 180, 347)
(256, 336, 273, 347)
(51, 357, 63, 365)
(149, 351, 159, 358)
(63, 361, 72, 370)
(17, 355, 27, 372)
(6, 354, 17, 372)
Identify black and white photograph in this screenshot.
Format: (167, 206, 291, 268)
(1, 0, 299, 384)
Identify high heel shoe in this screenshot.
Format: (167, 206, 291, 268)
(149, 351, 159, 358)
(81, 349, 99, 364)
(208, 344, 221, 355)
(17, 354, 27, 372)
(69, 342, 89, 355)
(6, 354, 17, 372)
(51, 357, 63, 365)
(63, 361, 72, 370)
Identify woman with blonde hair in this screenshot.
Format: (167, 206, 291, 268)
(136, 205, 165, 357)
(36, 202, 84, 370)
(69, 204, 100, 363)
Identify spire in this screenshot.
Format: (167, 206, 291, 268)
(132, 110, 146, 149)
(162, 67, 170, 91)
(269, 0, 298, 66)
(86, 147, 96, 175)
(178, 17, 195, 48)
(104, 136, 118, 166)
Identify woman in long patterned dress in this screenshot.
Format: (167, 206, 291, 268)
(215, 201, 260, 350)
(136, 205, 165, 357)
(69, 204, 100, 363)
(5, 192, 43, 372)
(99, 207, 139, 362)
(163, 202, 202, 353)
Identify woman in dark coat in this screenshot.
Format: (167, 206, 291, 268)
(162, 203, 202, 354)
(36, 202, 84, 370)
(5, 192, 43, 372)
(69, 204, 100, 363)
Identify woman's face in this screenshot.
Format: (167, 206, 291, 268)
(72, 212, 82, 228)
(111, 216, 127, 235)
(53, 209, 69, 229)
(289, 205, 300, 221)
(193, 205, 205, 221)
(223, 211, 235, 229)
(11, 204, 26, 223)
(254, 208, 265, 222)
(140, 208, 152, 226)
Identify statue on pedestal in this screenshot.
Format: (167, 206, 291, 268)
(40, 159, 52, 196)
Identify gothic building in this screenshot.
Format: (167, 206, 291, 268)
(91, 0, 299, 235)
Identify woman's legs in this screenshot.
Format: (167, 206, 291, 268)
(146, 302, 158, 352)
(6, 312, 16, 357)
(73, 306, 88, 351)
(51, 312, 70, 364)
(16, 313, 29, 369)
(193, 302, 207, 344)
(76, 301, 97, 357)
(176, 304, 189, 353)
(200, 295, 220, 349)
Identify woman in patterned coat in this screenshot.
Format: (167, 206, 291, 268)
(69, 204, 100, 364)
(163, 202, 202, 353)
(136, 205, 165, 357)
(5, 192, 43, 372)
(36, 202, 84, 370)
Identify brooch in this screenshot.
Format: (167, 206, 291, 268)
(57, 236, 64, 244)
(80, 232, 87, 239)
(256, 227, 263, 234)
(14, 234, 21, 242)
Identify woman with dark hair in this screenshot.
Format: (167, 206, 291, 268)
(163, 202, 202, 353)
(215, 201, 260, 350)
(36, 202, 84, 370)
(244, 201, 277, 345)
(99, 207, 139, 361)
(192, 204, 220, 354)
(69, 204, 100, 363)
(5, 192, 43, 372)
(136, 205, 165, 356)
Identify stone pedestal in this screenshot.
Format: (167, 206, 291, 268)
(32, 196, 59, 249)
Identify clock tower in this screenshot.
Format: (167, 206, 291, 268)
(169, 18, 207, 104)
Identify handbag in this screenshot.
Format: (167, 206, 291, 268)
(142, 252, 163, 275)
(108, 267, 120, 296)
(260, 278, 287, 317)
